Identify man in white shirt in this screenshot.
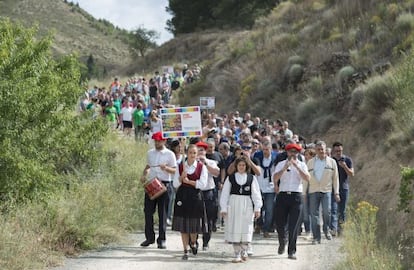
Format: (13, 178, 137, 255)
(273, 143, 310, 260)
(140, 132, 177, 249)
(195, 141, 220, 250)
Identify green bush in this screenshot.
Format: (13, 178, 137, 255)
(0, 19, 108, 202)
(396, 13, 414, 33)
(288, 64, 304, 84)
(361, 74, 396, 114)
(337, 201, 402, 270)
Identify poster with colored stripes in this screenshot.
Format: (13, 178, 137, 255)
(160, 106, 202, 138)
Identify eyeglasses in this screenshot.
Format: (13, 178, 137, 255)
(241, 145, 252, 150)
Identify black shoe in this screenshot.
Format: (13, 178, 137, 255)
(312, 239, 321, 245)
(278, 244, 285, 255)
(182, 253, 188, 260)
(140, 239, 155, 247)
(288, 253, 297, 260)
(157, 241, 166, 249)
(190, 241, 198, 255)
(212, 224, 217, 232)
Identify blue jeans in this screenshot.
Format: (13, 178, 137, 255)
(309, 192, 331, 241)
(261, 193, 276, 232)
(302, 193, 311, 233)
(330, 189, 349, 232)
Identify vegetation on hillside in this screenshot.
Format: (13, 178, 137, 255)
(0, 20, 147, 269)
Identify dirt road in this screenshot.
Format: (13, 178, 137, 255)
(51, 226, 343, 270)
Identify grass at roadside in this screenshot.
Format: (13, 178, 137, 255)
(0, 132, 148, 270)
(335, 201, 402, 270)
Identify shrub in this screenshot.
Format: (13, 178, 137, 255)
(288, 64, 304, 84)
(396, 13, 414, 33)
(361, 74, 396, 114)
(337, 201, 402, 269)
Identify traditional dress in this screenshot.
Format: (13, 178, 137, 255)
(172, 160, 208, 233)
(220, 172, 262, 244)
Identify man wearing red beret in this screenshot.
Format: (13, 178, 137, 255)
(140, 131, 177, 249)
(273, 143, 310, 260)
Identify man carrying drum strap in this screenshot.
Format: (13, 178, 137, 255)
(140, 131, 177, 249)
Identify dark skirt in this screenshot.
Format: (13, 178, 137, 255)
(172, 185, 207, 234)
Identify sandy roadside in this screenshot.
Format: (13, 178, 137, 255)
(51, 226, 343, 270)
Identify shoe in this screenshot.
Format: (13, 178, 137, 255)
(212, 224, 217, 232)
(288, 253, 297, 260)
(312, 239, 321, 245)
(247, 243, 253, 255)
(190, 241, 198, 255)
(278, 244, 285, 255)
(263, 232, 271, 238)
(254, 226, 261, 234)
(330, 229, 337, 237)
(140, 239, 155, 247)
(325, 231, 332, 240)
(232, 256, 242, 263)
(182, 253, 188, 260)
(241, 250, 248, 261)
(157, 241, 166, 249)
(166, 218, 172, 226)
(202, 244, 209, 251)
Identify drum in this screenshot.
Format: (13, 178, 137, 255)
(144, 178, 167, 200)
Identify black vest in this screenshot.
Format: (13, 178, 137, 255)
(229, 174, 253, 196)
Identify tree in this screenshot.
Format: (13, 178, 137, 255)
(166, 0, 278, 35)
(0, 19, 108, 202)
(128, 26, 159, 57)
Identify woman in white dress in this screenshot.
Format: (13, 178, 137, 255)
(220, 157, 262, 263)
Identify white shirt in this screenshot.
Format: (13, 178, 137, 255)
(147, 147, 177, 182)
(200, 158, 219, 191)
(314, 157, 326, 181)
(220, 172, 263, 212)
(273, 159, 308, 193)
(150, 118, 163, 133)
(120, 106, 133, 122)
(257, 156, 275, 193)
(173, 160, 208, 190)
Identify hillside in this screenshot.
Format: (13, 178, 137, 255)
(0, 0, 132, 73)
(138, 1, 414, 267)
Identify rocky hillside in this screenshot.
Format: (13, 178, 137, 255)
(138, 1, 414, 267)
(0, 0, 132, 73)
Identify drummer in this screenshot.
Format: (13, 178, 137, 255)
(140, 131, 177, 249)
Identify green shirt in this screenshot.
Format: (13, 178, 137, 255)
(105, 106, 117, 122)
(133, 109, 144, 126)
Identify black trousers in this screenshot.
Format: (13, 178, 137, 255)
(202, 189, 217, 246)
(274, 192, 303, 255)
(144, 182, 172, 244)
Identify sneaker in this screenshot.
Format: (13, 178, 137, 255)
(325, 231, 332, 240)
(247, 243, 253, 255)
(330, 229, 337, 237)
(166, 218, 172, 226)
(263, 232, 271, 238)
(202, 244, 209, 251)
(312, 239, 321, 245)
(241, 250, 248, 261)
(232, 257, 242, 263)
(278, 244, 285, 255)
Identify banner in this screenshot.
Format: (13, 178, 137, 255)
(162, 66, 174, 75)
(200, 97, 215, 109)
(160, 106, 202, 138)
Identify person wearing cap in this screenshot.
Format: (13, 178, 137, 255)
(272, 143, 310, 260)
(195, 141, 220, 251)
(140, 132, 177, 249)
(305, 141, 340, 245)
(172, 144, 209, 260)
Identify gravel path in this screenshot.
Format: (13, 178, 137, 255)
(51, 226, 343, 270)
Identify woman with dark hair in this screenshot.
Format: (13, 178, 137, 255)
(172, 144, 208, 260)
(220, 157, 262, 263)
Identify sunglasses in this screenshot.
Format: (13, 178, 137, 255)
(241, 145, 252, 150)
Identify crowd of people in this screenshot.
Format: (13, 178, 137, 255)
(81, 68, 354, 263)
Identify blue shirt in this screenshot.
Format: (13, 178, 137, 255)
(314, 157, 326, 181)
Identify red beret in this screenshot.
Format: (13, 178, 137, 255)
(152, 131, 166, 141)
(195, 141, 208, 150)
(285, 143, 302, 152)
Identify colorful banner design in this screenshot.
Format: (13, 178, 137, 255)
(160, 106, 202, 138)
(200, 97, 215, 109)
